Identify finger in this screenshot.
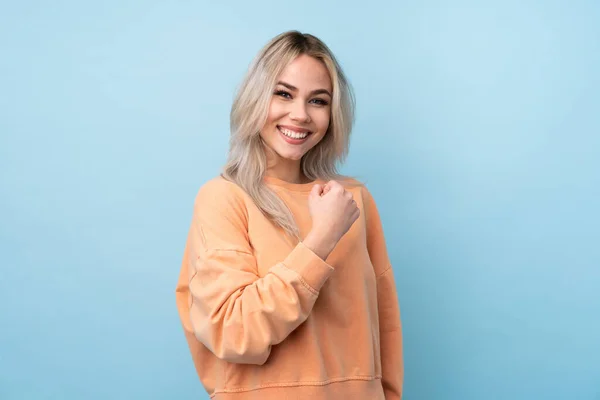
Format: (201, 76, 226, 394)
(327, 180, 340, 188)
(328, 180, 343, 193)
(311, 183, 324, 197)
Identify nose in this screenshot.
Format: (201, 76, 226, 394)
(289, 101, 311, 123)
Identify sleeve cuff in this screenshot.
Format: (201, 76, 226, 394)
(281, 241, 334, 292)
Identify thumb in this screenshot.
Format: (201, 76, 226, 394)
(310, 183, 324, 198)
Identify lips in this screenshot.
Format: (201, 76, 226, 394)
(277, 125, 311, 138)
(277, 126, 312, 144)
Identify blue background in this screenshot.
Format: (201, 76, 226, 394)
(1, 1, 599, 399)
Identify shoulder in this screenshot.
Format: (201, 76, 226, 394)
(334, 175, 374, 201)
(194, 175, 249, 217)
(332, 175, 381, 218)
(334, 175, 367, 192)
(191, 176, 252, 248)
(197, 175, 243, 196)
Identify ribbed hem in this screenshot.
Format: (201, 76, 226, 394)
(281, 241, 334, 292)
(211, 376, 385, 399)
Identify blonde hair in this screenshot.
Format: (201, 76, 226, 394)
(222, 30, 356, 240)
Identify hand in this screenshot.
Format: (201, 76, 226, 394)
(302, 180, 360, 260)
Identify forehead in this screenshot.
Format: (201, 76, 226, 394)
(278, 54, 332, 90)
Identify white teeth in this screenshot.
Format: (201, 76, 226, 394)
(279, 127, 309, 139)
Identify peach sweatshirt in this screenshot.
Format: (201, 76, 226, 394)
(175, 175, 403, 399)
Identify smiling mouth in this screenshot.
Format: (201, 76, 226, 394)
(277, 125, 312, 140)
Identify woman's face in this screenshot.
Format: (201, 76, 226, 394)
(260, 54, 333, 162)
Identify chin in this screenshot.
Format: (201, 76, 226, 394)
(277, 150, 305, 161)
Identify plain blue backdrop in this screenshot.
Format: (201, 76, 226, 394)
(1, 1, 599, 399)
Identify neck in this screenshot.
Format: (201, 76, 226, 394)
(265, 157, 308, 184)
(265, 164, 308, 184)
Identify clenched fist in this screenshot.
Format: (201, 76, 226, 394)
(302, 180, 360, 261)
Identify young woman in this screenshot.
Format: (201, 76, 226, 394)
(175, 31, 403, 399)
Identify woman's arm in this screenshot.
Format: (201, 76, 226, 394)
(181, 179, 334, 365)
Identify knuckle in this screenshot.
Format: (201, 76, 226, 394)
(329, 180, 343, 190)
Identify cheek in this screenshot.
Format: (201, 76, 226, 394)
(266, 100, 287, 125)
(313, 109, 331, 133)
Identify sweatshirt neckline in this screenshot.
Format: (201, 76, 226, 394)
(263, 175, 323, 192)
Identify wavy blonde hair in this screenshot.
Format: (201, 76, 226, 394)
(221, 30, 356, 240)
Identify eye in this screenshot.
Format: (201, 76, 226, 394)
(310, 98, 329, 106)
(274, 90, 292, 99)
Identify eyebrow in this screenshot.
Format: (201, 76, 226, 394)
(276, 81, 332, 97)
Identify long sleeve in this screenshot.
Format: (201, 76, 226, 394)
(183, 179, 334, 365)
(363, 187, 404, 399)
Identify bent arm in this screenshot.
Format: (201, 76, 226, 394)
(189, 241, 332, 364)
(179, 179, 333, 365)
